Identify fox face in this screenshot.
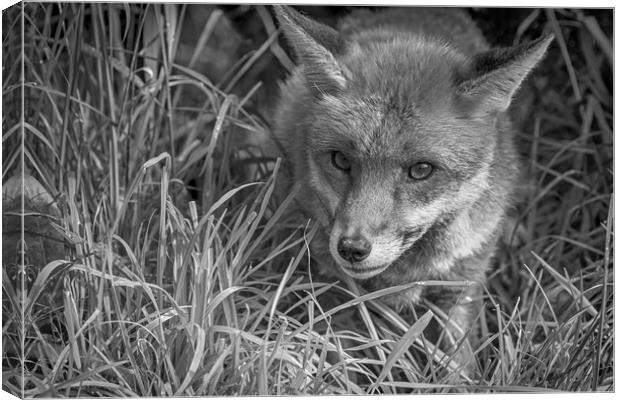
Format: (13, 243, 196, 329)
(305, 82, 495, 279)
(273, 6, 552, 280)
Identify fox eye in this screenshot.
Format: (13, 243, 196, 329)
(331, 151, 351, 172)
(408, 162, 434, 180)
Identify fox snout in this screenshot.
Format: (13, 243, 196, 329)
(337, 235, 372, 263)
(329, 217, 419, 279)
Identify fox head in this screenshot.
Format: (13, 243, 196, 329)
(274, 6, 552, 280)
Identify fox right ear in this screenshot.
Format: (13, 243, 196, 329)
(274, 5, 348, 94)
(457, 34, 554, 114)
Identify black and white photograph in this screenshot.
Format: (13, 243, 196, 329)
(1, 1, 614, 396)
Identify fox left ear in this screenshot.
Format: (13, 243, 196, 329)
(274, 5, 348, 94)
(457, 34, 554, 113)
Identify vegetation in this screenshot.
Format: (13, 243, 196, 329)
(2, 4, 612, 396)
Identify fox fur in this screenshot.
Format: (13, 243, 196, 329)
(272, 5, 552, 365)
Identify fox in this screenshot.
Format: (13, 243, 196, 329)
(271, 5, 552, 370)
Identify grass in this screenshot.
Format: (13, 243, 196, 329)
(2, 4, 613, 396)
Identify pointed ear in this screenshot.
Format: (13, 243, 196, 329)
(457, 34, 554, 113)
(273, 5, 348, 94)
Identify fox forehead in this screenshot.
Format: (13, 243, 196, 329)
(306, 37, 495, 172)
(313, 93, 412, 158)
(342, 36, 468, 108)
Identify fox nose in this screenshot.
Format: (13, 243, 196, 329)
(337, 236, 372, 263)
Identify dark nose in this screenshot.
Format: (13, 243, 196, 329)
(337, 236, 372, 263)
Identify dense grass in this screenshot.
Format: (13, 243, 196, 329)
(2, 4, 613, 396)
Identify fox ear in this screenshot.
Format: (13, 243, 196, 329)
(457, 34, 554, 113)
(274, 5, 347, 93)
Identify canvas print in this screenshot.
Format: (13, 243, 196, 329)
(2, 3, 613, 396)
